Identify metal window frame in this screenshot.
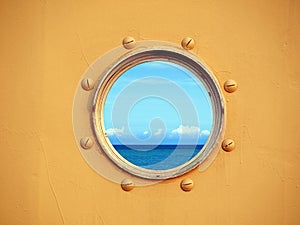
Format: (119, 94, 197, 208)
(73, 40, 225, 181)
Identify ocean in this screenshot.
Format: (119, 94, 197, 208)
(113, 145, 204, 170)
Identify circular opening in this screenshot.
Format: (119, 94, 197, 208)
(103, 61, 213, 170)
(92, 48, 224, 179)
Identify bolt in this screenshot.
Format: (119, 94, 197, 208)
(121, 178, 134, 191)
(180, 178, 194, 191)
(181, 37, 195, 50)
(80, 137, 94, 149)
(81, 78, 95, 91)
(224, 79, 238, 93)
(222, 139, 235, 152)
(122, 36, 136, 49)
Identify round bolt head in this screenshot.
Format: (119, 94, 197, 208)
(181, 37, 195, 50)
(180, 178, 194, 191)
(122, 36, 136, 49)
(121, 178, 134, 191)
(222, 139, 235, 152)
(80, 137, 94, 150)
(224, 79, 238, 93)
(81, 78, 95, 91)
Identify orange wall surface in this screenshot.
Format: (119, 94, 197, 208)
(0, 0, 300, 224)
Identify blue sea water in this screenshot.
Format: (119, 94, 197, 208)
(113, 145, 204, 170)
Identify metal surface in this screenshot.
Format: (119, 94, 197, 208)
(221, 138, 235, 152)
(80, 137, 94, 150)
(122, 36, 136, 49)
(180, 178, 194, 191)
(181, 37, 195, 50)
(224, 79, 238, 93)
(121, 178, 135, 191)
(1, 0, 300, 224)
(81, 78, 95, 91)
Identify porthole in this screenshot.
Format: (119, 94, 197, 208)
(73, 39, 225, 181)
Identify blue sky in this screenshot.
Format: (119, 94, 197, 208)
(103, 61, 213, 145)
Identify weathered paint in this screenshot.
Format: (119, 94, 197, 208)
(0, 0, 299, 224)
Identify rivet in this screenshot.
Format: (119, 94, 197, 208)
(80, 137, 94, 150)
(181, 37, 195, 50)
(180, 178, 194, 191)
(222, 139, 235, 152)
(121, 178, 134, 191)
(122, 36, 136, 49)
(224, 79, 238, 93)
(81, 78, 95, 91)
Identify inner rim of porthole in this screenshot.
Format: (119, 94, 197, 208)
(92, 49, 224, 180)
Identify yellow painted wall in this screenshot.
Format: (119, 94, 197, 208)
(0, 0, 299, 224)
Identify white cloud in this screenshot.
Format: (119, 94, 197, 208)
(154, 128, 163, 136)
(106, 127, 124, 137)
(200, 130, 210, 136)
(171, 125, 200, 136)
(143, 131, 149, 135)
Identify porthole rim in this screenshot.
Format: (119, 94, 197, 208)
(90, 41, 225, 180)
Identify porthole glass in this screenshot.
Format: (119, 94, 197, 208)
(73, 40, 224, 181)
(103, 61, 213, 170)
